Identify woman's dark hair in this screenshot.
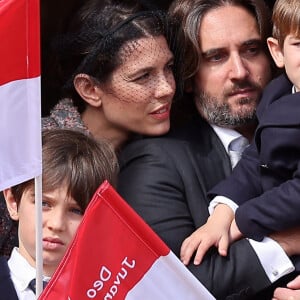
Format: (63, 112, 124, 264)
(55, 0, 170, 113)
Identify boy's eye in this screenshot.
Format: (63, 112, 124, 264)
(42, 201, 51, 208)
(70, 207, 83, 216)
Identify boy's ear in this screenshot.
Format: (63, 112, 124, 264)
(3, 189, 19, 221)
(73, 74, 104, 108)
(267, 37, 285, 68)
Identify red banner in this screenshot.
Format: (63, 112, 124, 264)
(39, 181, 214, 300)
(0, 0, 40, 85)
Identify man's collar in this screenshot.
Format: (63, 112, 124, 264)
(211, 124, 243, 153)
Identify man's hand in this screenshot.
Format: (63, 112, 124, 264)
(273, 275, 300, 300)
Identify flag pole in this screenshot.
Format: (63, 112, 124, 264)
(35, 175, 43, 298)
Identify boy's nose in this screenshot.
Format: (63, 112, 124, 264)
(46, 210, 66, 231)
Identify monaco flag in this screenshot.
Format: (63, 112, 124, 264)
(39, 181, 215, 300)
(0, 0, 42, 191)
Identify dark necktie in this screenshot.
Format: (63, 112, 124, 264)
(28, 278, 48, 294)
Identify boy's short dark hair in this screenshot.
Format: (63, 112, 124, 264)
(11, 129, 118, 211)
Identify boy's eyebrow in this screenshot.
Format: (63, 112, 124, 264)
(286, 34, 300, 40)
(41, 193, 55, 200)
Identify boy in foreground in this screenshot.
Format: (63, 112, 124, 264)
(0, 129, 118, 299)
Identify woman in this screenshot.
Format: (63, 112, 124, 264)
(42, 0, 176, 150)
(0, 0, 176, 258)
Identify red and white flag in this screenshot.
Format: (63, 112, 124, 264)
(39, 181, 215, 300)
(0, 0, 42, 191)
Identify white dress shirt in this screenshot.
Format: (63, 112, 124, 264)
(212, 125, 249, 169)
(8, 248, 50, 300)
(209, 125, 295, 282)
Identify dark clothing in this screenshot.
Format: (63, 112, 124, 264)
(118, 116, 271, 299)
(209, 74, 300, 270)
(0, 192, 18, 258)
(0, 256, 18, 300)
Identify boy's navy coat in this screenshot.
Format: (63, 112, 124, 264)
(210, 73, 300, 270)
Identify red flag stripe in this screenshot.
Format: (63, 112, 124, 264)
(0, 0, 40, 85)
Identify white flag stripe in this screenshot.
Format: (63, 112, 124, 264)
(126, 251, 216, 300)
(0, 76, 42, 190)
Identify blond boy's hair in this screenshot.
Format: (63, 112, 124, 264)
(272, 0, 300, 48)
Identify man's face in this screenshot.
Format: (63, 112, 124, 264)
(194, 5, 272, 127)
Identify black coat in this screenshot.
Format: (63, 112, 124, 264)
(0, 257, 18, 300)
(0, 192, 18, 258)
(118, 116, 271, 299)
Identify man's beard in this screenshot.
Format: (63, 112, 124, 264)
(196, 91, 258, 127)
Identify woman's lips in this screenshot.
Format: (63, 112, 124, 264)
(150, 104, 170, 120)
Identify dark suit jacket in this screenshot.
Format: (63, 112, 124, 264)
(0, 192, 18, 258)
(0, 256, 19, 300)
(118, 116, 272, 299)
(209, 74, 300, 254)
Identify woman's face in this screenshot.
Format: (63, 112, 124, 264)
(100, 35, 175, 137)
